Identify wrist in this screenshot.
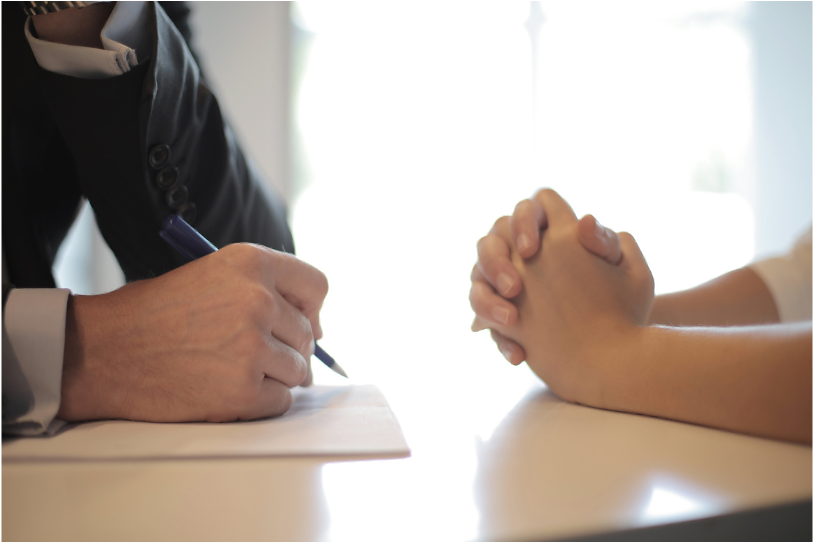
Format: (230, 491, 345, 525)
(647, 295, 673, 326)
(58, 293, 126, 421)
(571, 322, 647, 410)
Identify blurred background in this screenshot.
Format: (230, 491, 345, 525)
(54, 1, 812, 391)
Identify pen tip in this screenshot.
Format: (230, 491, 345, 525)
(333, 363, 349, 378)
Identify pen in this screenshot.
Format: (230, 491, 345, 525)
(159, 214, 348, 378)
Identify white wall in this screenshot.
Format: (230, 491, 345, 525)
(174, 1, 814, 256)
(54, 2, 812, 295)
(189, 2, 293, 201)
(189, 0, 814, 259)
(749, 1, 813, 258)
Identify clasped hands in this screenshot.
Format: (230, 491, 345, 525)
(58, 188, 652, 424)
(469, 189, 655, 405)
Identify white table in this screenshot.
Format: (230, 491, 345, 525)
(4, 361, 811, 541)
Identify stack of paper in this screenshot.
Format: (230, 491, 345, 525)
(3, 385, 409, 461)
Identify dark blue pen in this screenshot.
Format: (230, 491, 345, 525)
(159, 214, 347, 378)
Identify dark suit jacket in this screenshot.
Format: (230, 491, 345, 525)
(2, 1, 294, 290)
(1, 1, 295, 429)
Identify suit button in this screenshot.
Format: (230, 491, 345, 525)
(166, 184, 189, 209)
(178, 202, 197, 224)
(156, 166, 179, 190)
(149, 144, 171, 169)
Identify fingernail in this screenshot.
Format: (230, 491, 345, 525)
(517, 233, 531, 252)
(595, 219, 606, 238)
(492, 306, 510, 325)
(497, 273, 514, 295)
(594, 219, 609, 247)
(500, 345, 514, 362)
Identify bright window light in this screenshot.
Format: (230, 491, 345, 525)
(292, 2, 757, 384)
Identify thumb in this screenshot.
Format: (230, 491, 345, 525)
(618, 232, 654, 289)
(578, 215, 622, 265)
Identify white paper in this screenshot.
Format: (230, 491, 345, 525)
(2, 385, 409, 461)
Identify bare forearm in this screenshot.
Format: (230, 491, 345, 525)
(649, 267, 780, 327)
(596, 323, 812, 443)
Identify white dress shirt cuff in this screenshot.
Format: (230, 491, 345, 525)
(3, 289, 70, 436)
(24, 1, 148, 79)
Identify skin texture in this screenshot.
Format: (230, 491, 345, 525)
(471, 191, 782, 360)
(471, 188, 812, 443)
(648, 266, 780, 326)
(32, 2, 115, 49)
(58, 244, 328, 423)
(471, 195, 623, 364)
(600, 323, 812, 444)
(480, 190, 655, 402)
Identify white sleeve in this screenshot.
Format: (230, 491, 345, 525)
(24, 1, 149, 79)
(3, 289, 71, 436)
(749, 227, 813, 323)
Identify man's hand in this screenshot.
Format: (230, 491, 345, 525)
(488, 189, 654, 403)
(58, 243, 329, 423)
(470, 188, 623, 363)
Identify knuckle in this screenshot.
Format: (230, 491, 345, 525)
(513, 199, 533, 217)
(295, 355, 310, 385)
(479, 233, 506, 257)
(271, 388, 294, 416)
(297, 330, 314, 365)
(256, 379, 294, 418)
(493, 215, 509, 230)
(220, 243, 265, 275)
(641, 269, 655, 291)
(271, 248, 294, 270)
(314, 269, 329, 299)
(274, 338, 310, 387)
(240, 284, 275, 315)
(469, 284, 486, 311)
(217, 243, 239, 258)
(220, 242, 250, 261)
(476, 235, 493, 255)
(533, 188, 560, 207)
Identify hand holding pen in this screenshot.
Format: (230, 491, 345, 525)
(160, 214, 347, 378)
(59, 234, 331, 423)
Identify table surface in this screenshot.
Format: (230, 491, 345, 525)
(3, 357, 811, 541)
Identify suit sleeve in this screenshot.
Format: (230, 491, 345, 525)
(37, 1, 294, 282)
